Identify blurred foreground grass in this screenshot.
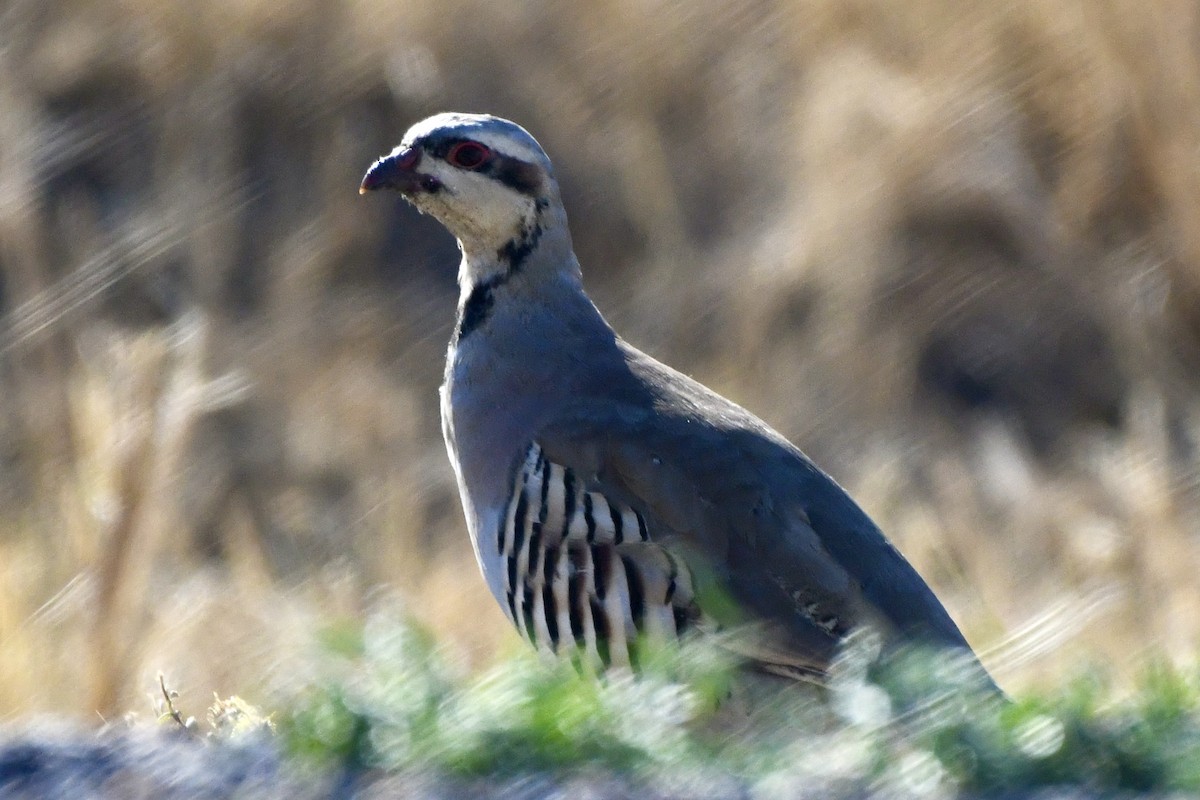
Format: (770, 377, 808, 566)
(143, 604, 1200, 798)
(1, 0, 1200, 721)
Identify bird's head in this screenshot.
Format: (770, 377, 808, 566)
(361, 113, 568, 279)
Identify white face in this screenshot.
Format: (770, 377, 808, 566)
(403, 155, 538, 252)
(394, 114, 555, 261)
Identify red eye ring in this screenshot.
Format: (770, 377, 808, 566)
(447, 141, 492, 170)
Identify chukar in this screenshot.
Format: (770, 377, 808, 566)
(361, 113, 997, 690)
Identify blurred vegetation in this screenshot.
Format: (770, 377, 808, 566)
(275, 605, 1200, 797)
(0, 0, 1199, 721)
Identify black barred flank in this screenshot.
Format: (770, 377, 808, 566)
(583, 493, 596, 542)
(591, 596, 611, 666)
(568, 555, 586, 641)
(542, 583, 559, 650)
(492, 443, 712, 671)
(544, 546, 561, 652)
(521, 586, 536, 644)
(560, 469, 576, 537)
(621, 554, 646, 632)
(594, 546, 612, 602)
(506, 589, 517, 623)
(527, 523, 542, 571)
(511, 490, 528, 559)
(542, 544, 559, 583)
(537, 457, 551, 525)
(506, 553, 518, 597)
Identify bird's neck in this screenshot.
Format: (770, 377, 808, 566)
(452, 207, 580, 344)
(454, 193, 569, 279)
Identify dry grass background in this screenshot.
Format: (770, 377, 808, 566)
(1, 0, 1199, 718)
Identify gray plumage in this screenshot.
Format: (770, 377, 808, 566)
(361, 112, 995, 686)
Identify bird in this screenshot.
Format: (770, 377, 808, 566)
(360, 112, 997, 690)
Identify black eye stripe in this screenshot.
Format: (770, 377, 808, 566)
(421, 136, 543, 196)
(491, 156, 542, 196)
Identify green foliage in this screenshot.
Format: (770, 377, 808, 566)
(878, 654, 1200, 795)
(280, 608, 1200, 795)
(279, 605, 730, 776)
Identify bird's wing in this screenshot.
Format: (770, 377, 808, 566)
(531, 383, 975, 678)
